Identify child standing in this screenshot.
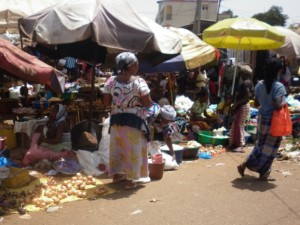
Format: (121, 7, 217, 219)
(217, 94, 232, 129)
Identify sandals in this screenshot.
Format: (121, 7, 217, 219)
(112, 174, 126, 184)
(124, 181, 138, 190)
(259, 176, 276, 181)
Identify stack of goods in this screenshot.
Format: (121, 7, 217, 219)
(82, 99, 103, 111)
(65, 103, 80, 113)
(181, 140, 201, 159)
(197, 127, 229, 146)
(12, 107, 36, 114)
(0, 173, 109, 216)
(174, 95, 193, 117)
(199, 145, 226, 157)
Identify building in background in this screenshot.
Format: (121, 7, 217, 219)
(156, 0, 219, 31)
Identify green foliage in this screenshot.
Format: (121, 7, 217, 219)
(221, 9, 236, 18)
(252, 6, 288, 26)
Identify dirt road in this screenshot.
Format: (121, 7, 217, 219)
(3, 147, 300, 225)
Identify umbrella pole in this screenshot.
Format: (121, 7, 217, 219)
(88, 65, 96, 132)
(168, 73, 174, 106)
(231, 39, 241, 96)
(231, 53, 238, 96)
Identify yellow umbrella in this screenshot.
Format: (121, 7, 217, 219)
(167, 27, 216, 69)
(139, 26, 217, 73)
(203, 17, 285, 50)
(203, 17, 285, 95)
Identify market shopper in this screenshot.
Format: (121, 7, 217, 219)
(103, 52, 152, 190)
(279, 56, 291, 94)
(23, 104, 74, 166)
(228, 65, 253, 152)
(237, 57, 286, 181)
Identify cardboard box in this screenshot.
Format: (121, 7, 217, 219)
(0, 130, 16, 149)
(2, 167, 31, 189)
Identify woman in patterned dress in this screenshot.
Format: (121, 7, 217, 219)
(103, 52, 152, 190)
(228, 65, 253, 152)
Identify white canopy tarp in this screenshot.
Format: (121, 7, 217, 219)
(0, 0, 60, 34)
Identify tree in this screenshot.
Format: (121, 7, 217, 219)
(252, 6, 288, 26)
(221, 9, 237, 18)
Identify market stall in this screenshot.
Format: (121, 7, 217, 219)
(0, 38, 66, 151)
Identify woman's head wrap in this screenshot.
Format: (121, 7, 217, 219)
(115, 52, 138, 70)
(160, 105, 176, 121)
(147, 103, 161, 123)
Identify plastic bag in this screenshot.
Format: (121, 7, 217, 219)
(0, 157, 18, 167)
(77, 150, 102, 176)
(270, 104, 292, 137)
(77, 117, 110, 176)
(161, 152, 179, 170)
(97, 117, 110, 171)
(199, 151, 212, 159)
(147, 141, 161, 156)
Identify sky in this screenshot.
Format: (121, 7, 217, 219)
(126, 0, 300, 27)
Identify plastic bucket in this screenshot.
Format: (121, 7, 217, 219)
(149, 161, 165, 180)
(174, 150, 183, 164)
(152, 153, 163, 164)
(161, 149, 183, 165)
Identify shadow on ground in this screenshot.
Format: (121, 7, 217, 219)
(231, 176, 277, 192)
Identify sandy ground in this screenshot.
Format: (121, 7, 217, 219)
(2, 144, 300, 225)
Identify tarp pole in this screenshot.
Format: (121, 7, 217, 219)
(88, 64, 96, 132)
(231, 38, 241, 96)
(18, 22, 24, 50)
(168, 73, 174, 106)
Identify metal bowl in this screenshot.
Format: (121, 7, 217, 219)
(52, 159, 81, 175)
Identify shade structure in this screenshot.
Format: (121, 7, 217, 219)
(18, 0, 182, 64)
(0, 0, 60, 34)
(0, 38, 65, 94)
(139, 26, 217, 73)
(18, 0, 182, 130)
(203, 18, 285, 51)
(272, 26, 300, 59)
(203, 18, 285, 95)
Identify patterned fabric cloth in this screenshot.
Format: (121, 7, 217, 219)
(64, 57, 77, 70)
(104, 76, 149, 119)
(108, 126, 148, 180)
(104, 75, 150, 180)
(162, 121, 180, 139)
(229, 103, 250, 147)
(245, 117, 282, 177)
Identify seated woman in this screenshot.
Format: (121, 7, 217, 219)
(189, 87, 221, 131)
(23, 104, 74, 166)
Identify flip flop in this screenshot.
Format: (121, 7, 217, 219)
(232, 147, 245, 153)
(237, 165, 245, 177)
(259, 176, 276, 181)
(124, 182, 138, 190)
(112, 174, 126, 184)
